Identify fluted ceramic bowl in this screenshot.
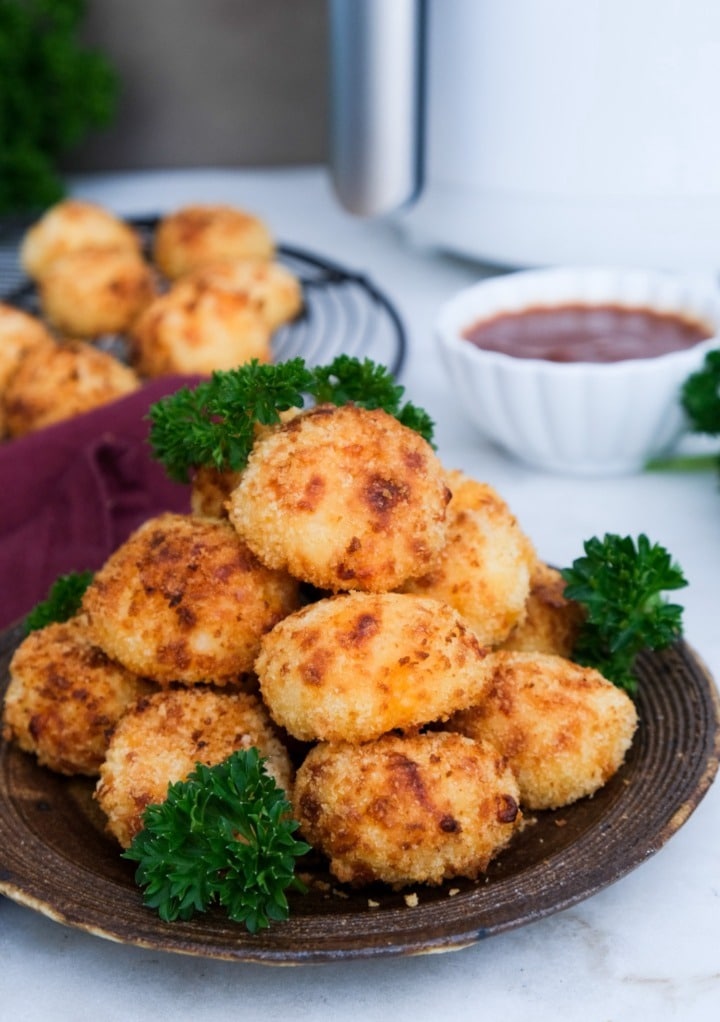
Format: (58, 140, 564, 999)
(436, 267, 720, 475)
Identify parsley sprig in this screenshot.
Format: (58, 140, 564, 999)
(24, 570, 94, 634)
(123, 748, 310, 932)
(561, 533, 687, 696)
(682, 348, 720, 436)
(0, 0, 118, 215)
(648, 348, 720, 473)
(148, 355, 435, 483)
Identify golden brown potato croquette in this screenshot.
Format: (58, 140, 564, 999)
(37, 247, 157, 338)
(20, 199, 142, 281)
(400, 470, 535, 646)
(177, 259, 302, 330)
(255, 591, 492, 743)
(2, 617, 154, 776)
(189, 409, 303, 518)
(190, 464, 245, 519)
(293, 731, 522, 886)
(152, 204, 275, 280)
(228, 404, 451, 593)
(0, 304, 56, 438)
(95, 686, 293, 847)
(0, 303, 55, 391)
(128, 282, 271, 377)
(447, 650, 638, 810)
(82, 513, 301, 686)
(3, 339, 140, 437)
(501, 562, 585, 658)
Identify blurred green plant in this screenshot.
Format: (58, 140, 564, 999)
(0, 0, 118, 215)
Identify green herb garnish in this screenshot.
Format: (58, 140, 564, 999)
(147, 358, 314, 483)
(0, 0, 118, 215)
(24, 569, 94, 633)
(148, 356, 435, 483)
(682, 348, 720, 437)
(648, 348, 720, 473)
(123, 748, 310, 933)
(561, 533, 687, 696)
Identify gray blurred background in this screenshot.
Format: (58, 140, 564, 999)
(63, 0, 329, 172)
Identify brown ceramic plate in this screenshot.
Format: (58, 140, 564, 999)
(0, 621, 718, 964)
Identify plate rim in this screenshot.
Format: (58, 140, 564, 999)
(1, 622, 718, 965)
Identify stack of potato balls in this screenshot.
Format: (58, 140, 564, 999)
(0, 199, 302, 438)
(2, 397, 637, 891)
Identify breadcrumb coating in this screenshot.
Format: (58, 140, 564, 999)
(501, 562, 585, 658)
(152, 204, 275, 280)
(82, 513, 301, 686)
(38, 247, 157, 338)
(447, 650, 638, 810)
(189, 410, 303, 518)
(177, 258, 302, 330)
(20, 199, 142, 281)
(128, 282, 271, 377)
(293, 731, 522, 886)
(400, 470, 535, 646)
(3, 338, 140, 437)
(190, 465, 245, 519)
(2, 616, 154, 776)
(256, 591, 493, 742)
(95, 686, 293, 847)
(0, 302, 55, 392)
(228, 404, 451, 593)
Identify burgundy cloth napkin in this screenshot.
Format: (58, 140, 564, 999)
(0, 375, 204, 631)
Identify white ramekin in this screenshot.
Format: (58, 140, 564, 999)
(435, 267, 720, 475)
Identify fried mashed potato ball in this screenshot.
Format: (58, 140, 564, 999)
(190, 409, 303, 518)
(447, 650, 638, 810)
(228, 404, 451, 593)
(152, 204, 275, 280)
(82, 512, 301, 686)
(128, 282, 271, 377)
(255, 591, 492, 742)
(2, 616, 154, 776)
(190, 464, 245, 519)
(0, 303, 55, 391)
(95, 686, 293, 848)
(3, 339, 140, 437)
(37, 247, 157, 338)
(400, 471, 535, 647)
(501, 562, 585, 658)
(293, 731, 522, 887)
(177, 259, 303, 330)
(20, 199, 142, 281)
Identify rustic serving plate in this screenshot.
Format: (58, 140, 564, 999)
(0, 621, 718, 964)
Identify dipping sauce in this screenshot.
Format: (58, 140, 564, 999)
(462, 304, 713, 363)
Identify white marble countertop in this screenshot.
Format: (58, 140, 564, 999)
(2, 167, 719, 1022)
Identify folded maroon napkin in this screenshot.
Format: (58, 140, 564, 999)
(0, 375, 204, 631)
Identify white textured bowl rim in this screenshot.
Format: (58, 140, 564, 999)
(435, 266, 720, 372)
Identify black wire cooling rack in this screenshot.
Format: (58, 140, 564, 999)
(0, 214, 407, 376)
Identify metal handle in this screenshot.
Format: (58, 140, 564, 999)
(328, 0, 424, 217)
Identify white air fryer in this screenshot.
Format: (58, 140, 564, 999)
(328, 0, 720, 270)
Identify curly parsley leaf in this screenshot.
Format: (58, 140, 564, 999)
(681, 348, 720, 437)
(561, 533, 687, 696)
(147, 356, 435, 482)
(122, 748, 310, 932)
(648, 348, 720, 473)
(311, 355, 435, 446)
(310, 354, 404, 410)
(0, 0, 118, 215)
(147, 359, 314, 483)
(24, 570, 94, 633)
